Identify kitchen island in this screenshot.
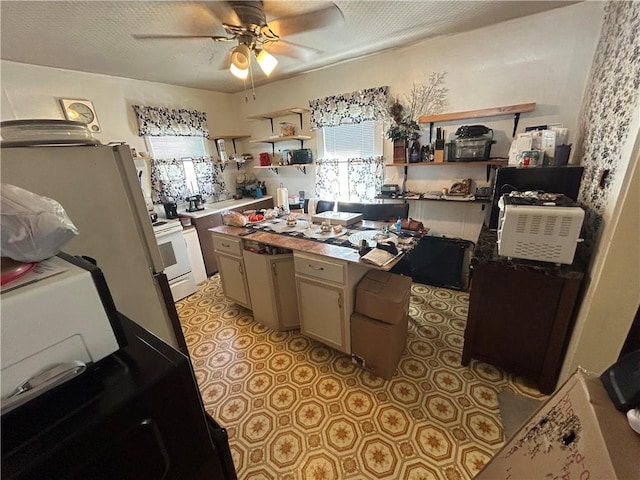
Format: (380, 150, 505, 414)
(210, 216, 414, 354)
(181, 196, 274, 276)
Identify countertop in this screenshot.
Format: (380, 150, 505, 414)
(178, 196, 274, 219)
(472, 225, 585, 279)
(210, 216, 410, 272)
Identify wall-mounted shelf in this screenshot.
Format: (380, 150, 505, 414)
(376, 196, 491, 204)
(419, 102, 536, 139)
(215, 159, 252, 172)
(247, 108, 309, 131)
(249, 135, 313, 154)
(389, 159, 508, 181)
(253, 164, 309, 174)
(209, 135, 250, 156)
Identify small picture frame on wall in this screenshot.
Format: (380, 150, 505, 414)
(60, 98, 101, 132)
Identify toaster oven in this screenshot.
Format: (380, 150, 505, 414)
(497, 196, 584, 264)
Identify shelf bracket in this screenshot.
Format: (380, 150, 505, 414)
(216, 163, 226, 173)
(295, 165, 307, 174)
(512, 113, 521, 138)
(231, 138, 238, 153)
(295, 111, 304, 130)
(268, 167, 279, 174)
(429, 122, 435, 143)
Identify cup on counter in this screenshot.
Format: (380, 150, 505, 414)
(180, 216, 192, 227)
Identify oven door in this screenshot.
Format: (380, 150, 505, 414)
(155, 228, 191, 282)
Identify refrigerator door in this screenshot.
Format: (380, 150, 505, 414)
(1, 144, 181, 349)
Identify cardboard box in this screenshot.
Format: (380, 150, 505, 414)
(355, 270, 412, 325)
(476, 368, 640, 480)
(351, 312, 407, 380)
(311, 211, 363, 226)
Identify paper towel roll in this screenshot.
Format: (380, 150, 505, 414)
(276, 186, 288, 208)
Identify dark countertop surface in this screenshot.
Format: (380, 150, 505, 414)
(472, 225, 585, 279)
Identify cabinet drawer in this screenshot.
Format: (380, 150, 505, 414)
(212, 234, 242, 256)
(294, 253, 345, 284)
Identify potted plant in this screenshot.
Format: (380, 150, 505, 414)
(385, 72, 448, 163)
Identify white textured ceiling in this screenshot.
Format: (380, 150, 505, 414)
(1, 1, 578, 93)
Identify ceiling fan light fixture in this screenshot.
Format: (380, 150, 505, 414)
(256, 49, 278, 76)
(230, 43, 251, 70)
(230, 63, 249, 79)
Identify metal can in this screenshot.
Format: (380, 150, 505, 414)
(520, 150, 540, 166)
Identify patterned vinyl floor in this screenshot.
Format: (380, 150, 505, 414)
(176, 275, 544, 480)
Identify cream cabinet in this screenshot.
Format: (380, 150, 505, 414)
(212, 234, 251, 309)
(243, 251, 299, 331)
(293, 252, 368, 354)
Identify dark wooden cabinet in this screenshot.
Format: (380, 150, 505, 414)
(462, 228, 584, 394)
(192, 212, 223, 276)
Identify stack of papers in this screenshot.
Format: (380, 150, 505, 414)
(360, 248, 401, 267)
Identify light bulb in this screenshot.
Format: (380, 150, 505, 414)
(230, 63, 249, 79)
(256, 49, 278, 76)
(230, 44, 251, 70)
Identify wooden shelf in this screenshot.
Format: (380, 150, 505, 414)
(249, 135, 312, 144)
(209, 134, 251, 140)
(418, 103, 536, 124)
(376, 196, 491, 205)
(419, 102, 536, 140)
(253, 164, 310, 174)
(389, 160, 507, 167)
(247, 108, 309, 121)
(209, 135, 250, 155)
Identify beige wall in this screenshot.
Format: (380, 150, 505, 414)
(1, 2, 603, 241)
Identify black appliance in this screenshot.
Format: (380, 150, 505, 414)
(1, 314, 236, 480)
(163, 202, 179, 219)
(488, 165, 584, 230)
(392, 236, 472, 290)
(187, 195, 204, 212)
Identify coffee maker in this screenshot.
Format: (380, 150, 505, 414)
(163, 202, 178, 219)
(186, 194, 204, 212)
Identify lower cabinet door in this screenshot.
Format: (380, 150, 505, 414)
(272, 257, 299, 330)
(216, 252, 251, 309)
(296, 276, 345, 352)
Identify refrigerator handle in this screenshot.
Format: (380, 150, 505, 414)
(154, 272, 189, 355)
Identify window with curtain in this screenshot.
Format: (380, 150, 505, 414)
(133, 105, 228, 204)
(309, 87, 388, 202)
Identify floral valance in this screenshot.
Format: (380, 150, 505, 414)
(133, 105, 209, 137)
(309, 86, 389, 129)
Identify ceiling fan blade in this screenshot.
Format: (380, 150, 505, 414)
(203, 1, 242, 26)
(264, 39, 321, 61)
(132, 33, 233, 41)
(268, 4, 344, 38)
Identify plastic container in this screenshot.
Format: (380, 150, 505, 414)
(454, 137, 494, 161)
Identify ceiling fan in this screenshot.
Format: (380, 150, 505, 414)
(133, 1, 344, 79)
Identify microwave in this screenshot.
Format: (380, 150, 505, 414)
(1, 252, 125, 413)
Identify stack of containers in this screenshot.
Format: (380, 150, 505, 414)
(350, 270, 412, 380)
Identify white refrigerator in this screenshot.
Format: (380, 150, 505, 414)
(1, 143, 186, 352)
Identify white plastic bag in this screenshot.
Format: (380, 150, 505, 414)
(1, 184, 79, 262)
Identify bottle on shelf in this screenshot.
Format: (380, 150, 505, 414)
(395, 217, 402, 233)
(409, 138, 421, 163)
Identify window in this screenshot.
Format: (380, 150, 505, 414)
(321, 120, 380, 159)
(147, 136, 208, 195)
(318, 120, 384, 202)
